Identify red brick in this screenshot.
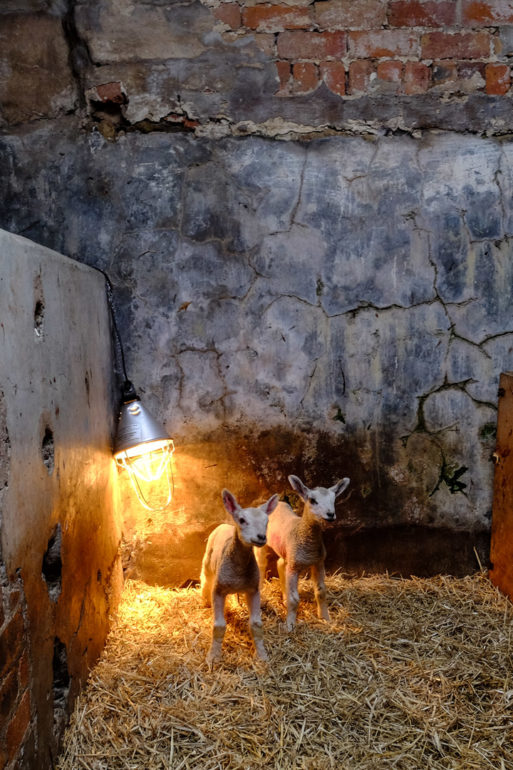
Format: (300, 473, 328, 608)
(486, 63, 510, 93)
(292, 61, 320, 92)
(432, 59, 488, 90)
(242, 5, 312, 32)
(462, 1, 513, 25)
(321, 61, 346, 95)
(6, 691, 30, 761)
(388, 1, 456, 27)
(95, 82, 126, 104)
(432, 60, 458, 86)
(164, 113, 199, 129)
(421, 30, 491, 59)
(277, 30, 346, 59)
(349, 29, 419, 57)
(377, 59, 403, 82)
(404, 61, 430, 93)
(349, 59, 374, 93)
(276, 60, 291, 91)
(458, 60, 486, 86)
(254, 33, 275, 56)
(314, 0, 386, 30)
(213, 3, 241, 28)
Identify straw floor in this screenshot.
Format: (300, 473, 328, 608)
(58, 572, 513, 770)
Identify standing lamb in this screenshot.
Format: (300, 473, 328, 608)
(256, 474, 350, 630)
(200, 489, 279, 664)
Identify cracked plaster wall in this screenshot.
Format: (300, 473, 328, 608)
(1, 125, 510, 579)
(1, 0, 513, 580)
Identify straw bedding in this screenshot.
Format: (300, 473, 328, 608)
(58, 572, 513, 770)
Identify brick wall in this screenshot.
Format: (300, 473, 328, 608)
(2, 0, 512, 136)
(211, 0, 512, 97)
(0, 573, 34, 770)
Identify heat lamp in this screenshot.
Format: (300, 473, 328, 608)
(113, 380, 175, 511)
(101, 270, 175, 512)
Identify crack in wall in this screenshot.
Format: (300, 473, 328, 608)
(289, 145, 308, 228)
(61, 0, 94, 110)
(495, 143, 508, 233)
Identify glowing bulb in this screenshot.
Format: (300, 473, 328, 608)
(114, 440, 175, 511)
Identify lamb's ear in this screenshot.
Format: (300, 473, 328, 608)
(222, 489, 240, 517)
(288, 475, 309, 501)
(261, 493, 279, 516)
(332, 478, 350, 498)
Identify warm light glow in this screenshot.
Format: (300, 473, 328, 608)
(115, 439, 173, 478)
(115, 440, 175, 511)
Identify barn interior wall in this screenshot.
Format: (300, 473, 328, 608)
(1, 1, 513, 588)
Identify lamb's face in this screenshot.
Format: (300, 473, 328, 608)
(288, 475, 350, 523)
(221, 490, 279, 547)
(233, 506, 270, 547)
(307, 487, 338, 522)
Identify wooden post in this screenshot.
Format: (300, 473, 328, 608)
(489, 371, 513, 600)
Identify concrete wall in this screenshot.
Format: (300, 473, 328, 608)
(0, 230, 123, 769)
(1, 0, 513, 584)
(2, 124, 508, 579)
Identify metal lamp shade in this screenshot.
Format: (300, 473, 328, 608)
(113, 399, 172, 459)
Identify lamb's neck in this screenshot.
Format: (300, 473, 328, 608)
(231, 528, 254, 567)
(298, 503, 324, 540)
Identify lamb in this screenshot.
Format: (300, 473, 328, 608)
(200, 488, 279, 664)
(256, 474, 350, 630)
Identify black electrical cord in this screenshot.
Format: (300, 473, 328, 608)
(92, 266, 137, 403)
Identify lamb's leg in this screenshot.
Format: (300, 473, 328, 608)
(284, 567, 299, 631)
(245, 589, 268, 661)
(254, 545, 268, 591)
(277, 556, 287, 601)
(200, 568, 211, 608)
(207, 591, 226, 664)
(311, 562, 329, 621)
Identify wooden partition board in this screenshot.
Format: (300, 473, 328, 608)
(489, 371, 513, 600)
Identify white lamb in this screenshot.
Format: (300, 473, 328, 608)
(200, 489, 279, 664)
(256, 474, 350, 630)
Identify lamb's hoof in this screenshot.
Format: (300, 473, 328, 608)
(206, 649, 221, 668)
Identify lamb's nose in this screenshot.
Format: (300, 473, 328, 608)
(327, 513, 335, 521)
(256, 534, 266, 544)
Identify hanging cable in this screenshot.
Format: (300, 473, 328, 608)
(92, 266, 136, 401)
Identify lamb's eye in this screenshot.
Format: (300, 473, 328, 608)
(239, 517, 247, 525)
(309, 497, 317, 505)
